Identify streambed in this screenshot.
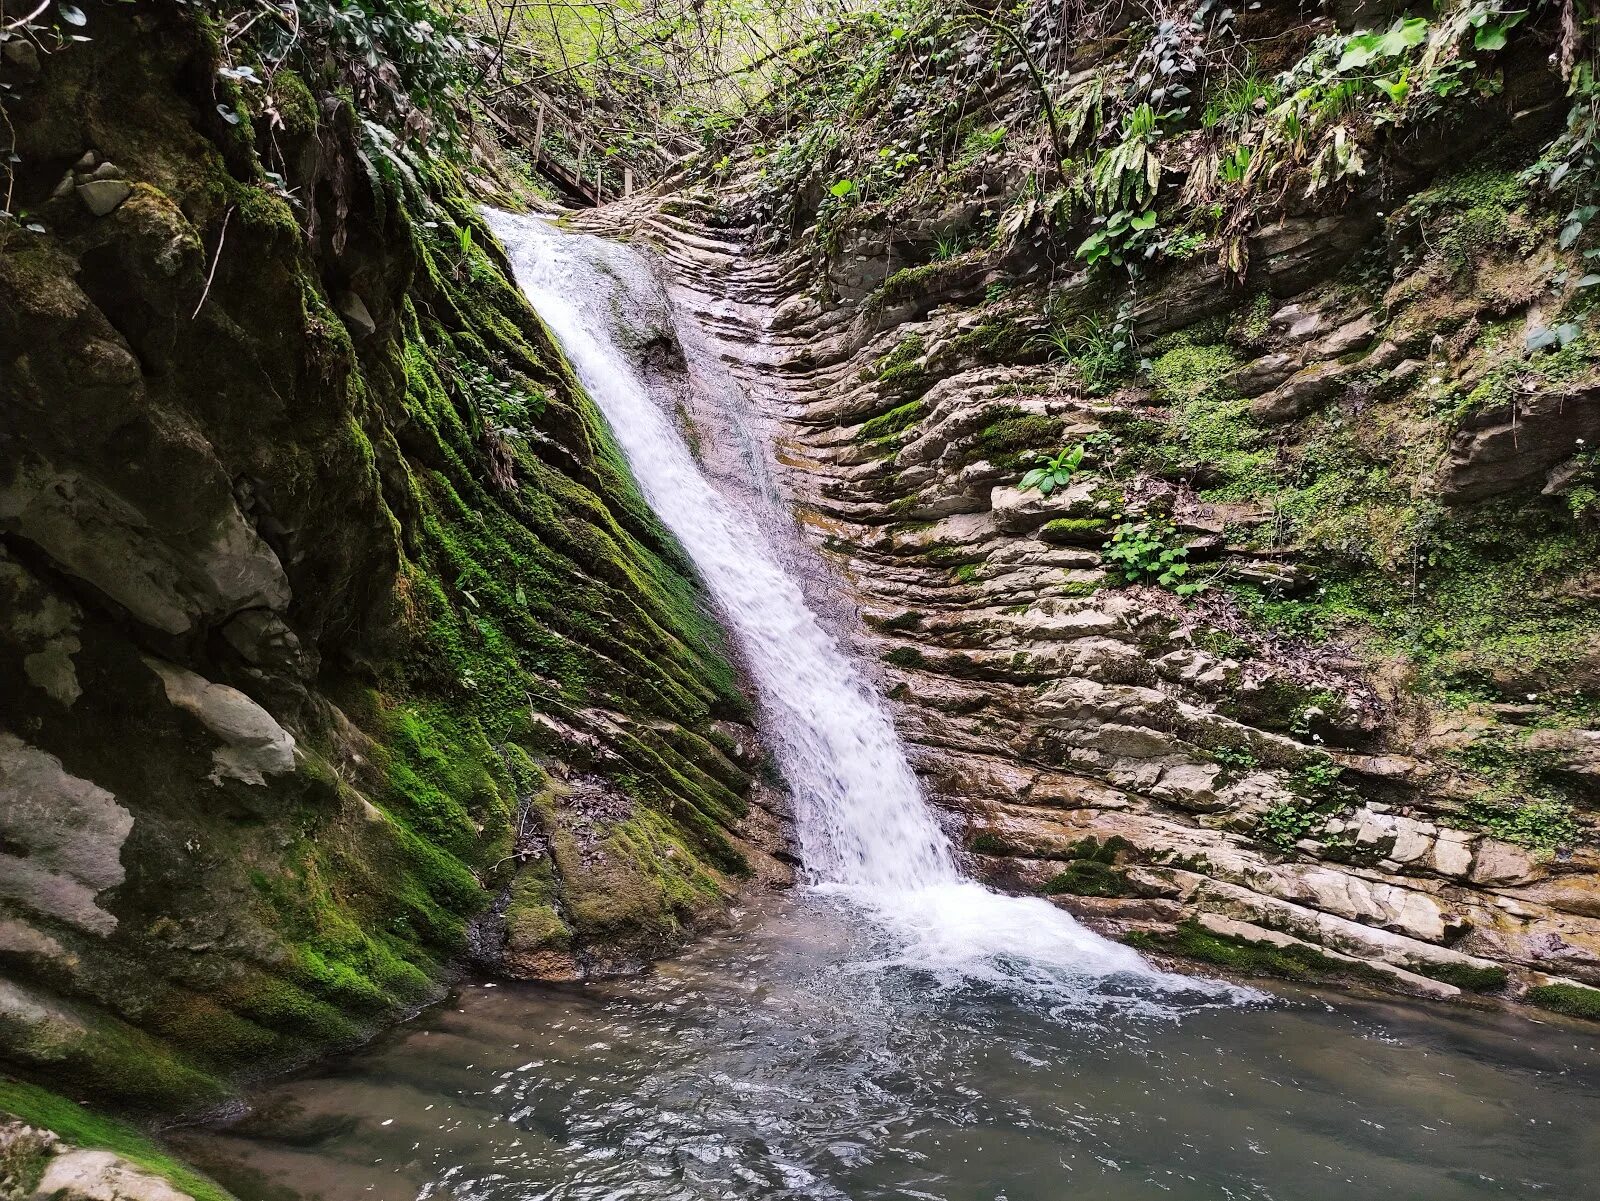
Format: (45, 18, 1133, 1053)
(180, 890, 1600, 1201)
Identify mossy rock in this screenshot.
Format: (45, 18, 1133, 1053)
(1041, 859, 1129, 897)
(0, 1082, 236, 1201)
(1525, 982, 1600, 1021)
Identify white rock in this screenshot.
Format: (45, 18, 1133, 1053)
(34, 1149, 196, 1201)
(0, 735, 131, 935)
(143, 657, 296, 785)
(76, 179, 132, 216)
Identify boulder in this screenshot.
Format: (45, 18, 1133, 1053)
(76, 179, 131, 217)
(142, 657, 296, 786)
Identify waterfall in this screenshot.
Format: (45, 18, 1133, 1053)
(487, 211, 1218, 998)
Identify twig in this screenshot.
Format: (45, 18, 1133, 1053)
(191, 205, 234, 319)
(3, 0, 50, 33)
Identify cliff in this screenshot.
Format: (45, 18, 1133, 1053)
(0, 0, 787, 1133)
(593, 0, 1600, 1014)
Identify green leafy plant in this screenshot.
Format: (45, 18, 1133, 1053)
(456, 361, 546, 435)
(1256, 799, 1322, 848)
(1103, 518, 1203, 593)
(1019, 444, 1085, 495)
(1337, 17, 1429, 72)
(1075, 207, 1159, 267)
(1088, 102, 1164, 211)
(1464, 795, 1580, 852)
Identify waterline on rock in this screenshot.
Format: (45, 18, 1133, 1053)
(486, 209, 1253, 1010)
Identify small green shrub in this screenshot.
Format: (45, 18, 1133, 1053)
(1103, 519, 1202, 593)
(1256, 799, 1322, 848)
(1463, 795, 1580, 852)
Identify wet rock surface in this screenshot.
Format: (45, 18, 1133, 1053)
(575, 179, 1600, 1011)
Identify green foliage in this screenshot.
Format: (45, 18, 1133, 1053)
(1075, 207, 1159, 268)
(1203, 73, 1281, 131)
(1256, 799, 1322, 848)
(1290, 754, 1351, 800)
(1018, 444, 1084, 495)
(1525, 58, 1600, 205)
(1462, 795, 1579, 852)
(455, 360, 547, 435)
(1526, 982, 1600, 1020)
(1088, 103, 1163, 212)
(1210, 742, 1259, 775)
(1103, 519, 1201, 593)
(239, 0, 479, 150)
(1230, 498, 1600, 704)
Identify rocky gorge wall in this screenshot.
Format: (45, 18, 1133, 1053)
(593, 0, 1600, 1015)
(0, 0, 789, 1137)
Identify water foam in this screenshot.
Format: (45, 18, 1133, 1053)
(487, 210, 1250, 1008)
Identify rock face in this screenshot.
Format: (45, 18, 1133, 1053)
(578, 35, 1600, 1009)
(0, 5, 788, 1118)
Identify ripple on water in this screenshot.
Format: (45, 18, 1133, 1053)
(177, 893, 1600, 1201)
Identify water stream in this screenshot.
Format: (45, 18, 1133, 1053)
(177, 217, 1600, 1200)
(480, 209, 1210, 1007)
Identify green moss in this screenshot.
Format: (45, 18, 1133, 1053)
(961, 405, 1061, 471)
(1441, 205, 1514, 273)
(503, 860, 574, 954)
(1040, 516, 1110, 543)
(1134, 920, 1381, 985)
(969, 831, 1013, 855)
(878, 257, 972, 304)
(0, 1082, 236, 1201)
(266, 70, 319, 136)
(1526, 982, 1600, 1020)
(872, 334, 927, 386)
(879, 610, 924, 631)
(858, 399, 926, 442)
(0, 996, 228, 1115)
(1150, 341, 1274, 500)
(947, 319, 1032, 364)
(884, 646, 926, 668)
(1229, 291, 1273, 348)
(1414, 962, 1508, 992)
(1041, 859, 1129, 897)
(1228, 498, 1600, 706)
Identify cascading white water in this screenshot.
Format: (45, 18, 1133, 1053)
(487, 210, 1240, 1001)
